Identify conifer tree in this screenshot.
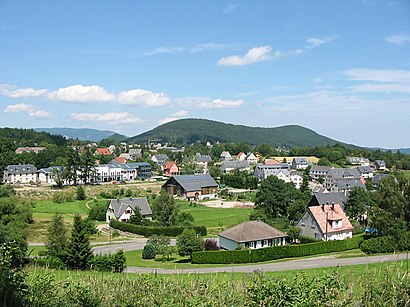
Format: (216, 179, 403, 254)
(65, 214, 93, 270)
(45, 213, 67, 259)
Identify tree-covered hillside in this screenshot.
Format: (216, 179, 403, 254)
(127, 118, 345, 148)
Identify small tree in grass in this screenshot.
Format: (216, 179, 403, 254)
(146, 235, 173, 261)
(65, 214, 93, 270)
(45, 213, 67, 260)
(76, 185, 86, 200)
(142, 244, 156, 259)
(177, 229, 204, 261)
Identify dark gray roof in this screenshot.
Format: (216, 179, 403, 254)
(171, 174, 218, 192)
(293, 157, 309, 164)
(255, 163, 289, 170)
(327, 168, 361, 180)
(38, 166, 63, 174)
(220, 160, 249, 171)
(356, 165, 373, 174)
(109, 197, 152, 218)
(5, 164, 37, 174)
(309, 192, 349, 208)
(153, 154, 169, 162)
(375, 160, 386, 167)
(310, 166, 331, 173)
(195, 153, 212, 163)
(333, 179, 365, 190)
(219, 221, 287, 243)
(372, 174, 389, 185)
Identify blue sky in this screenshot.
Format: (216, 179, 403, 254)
(1, 1, 409, 148)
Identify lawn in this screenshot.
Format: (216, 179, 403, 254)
(179, 202, 252, 234)
(402, 170, 410, 179)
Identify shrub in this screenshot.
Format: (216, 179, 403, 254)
(31, 256, 66, 269)
(360, 232, 410, 254)
(76, 186, 86, 200)
(192, 236, 364, 264)
(90, 250, 126, 272)
(52, 191, 75, 204)
(88, 201, 109, 221)
(110, 220, 207, 237)
(204, 239, 219, 251)
(142, 244, 156, 259)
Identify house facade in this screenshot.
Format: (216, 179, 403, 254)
(162, 174, 218, 200)
(106, 197, 153, 223)
(163, 161, 179, 175)
(3, 164, 38, 184)
(253, 163, 290, 181)
(291, 157, 311, 170)
(218, 220, 288, 250)
(38, 166, 64, 185)
(309, 166, 331, 179)
(220, 160, 250, 173)
(297, 204, 353, 241)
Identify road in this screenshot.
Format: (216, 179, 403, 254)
(125, 253, 409, 274)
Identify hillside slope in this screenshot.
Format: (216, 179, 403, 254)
(34, 127, 125, 142)
(127, 118, 343, 148)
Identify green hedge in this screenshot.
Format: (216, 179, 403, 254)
(90, 250, 126, 272)
(192, 236, 363, 264)
(360, 232, 410, 254)
(110, 220, 207, 237)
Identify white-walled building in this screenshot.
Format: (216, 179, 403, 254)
(106, 197, 153, 223)
(3, 164, 37, 184)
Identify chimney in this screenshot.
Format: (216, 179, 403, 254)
(331, 202, 335, 210)
(321, 203, 325, 211)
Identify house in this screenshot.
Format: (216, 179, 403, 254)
(112, 156, 127, 164)
(253, 163, 290, 181)
(356, 165, 373, 179)
(291, 157, 312, 170)
(3, 164, 38, 184)
(245, 153, 258, 164)
(95, 162, 151, 182)
(374, 160, 387, 171)
(95, 148, 112, 156)
(290, 171, 304, 189)
(38, 166, 64, 185)
(15, 147, 45, 154)
(163, 161, 179, 175)
(264, 159, 279, 165)
(106, 197, 153, 223)
(220, 151, 232, 161)
(108, 145, 116, 154)
(324, 168, 362, 190)
(220, 160, 250, 173)
(151, 154, 169, 164)
(162, 174, 218, 200)
(330, 179, 366, 193)
(236, 152, 246, 161)
(297, 204, 353, 241)
(195, 153, 212, 169)
(348, 157, 370, 166)
(309, 166, 331, 180)
(372, 173, 389, 188)
(129, 149, 142, 160)
(308, 192, 349, 209)
(218, 220, 288, 250)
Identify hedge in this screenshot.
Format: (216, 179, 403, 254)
(110, 220, 207, 237)
(90, 250, 126, 272)
(360, 232, 410, 254)
(192, 236, 363, 264)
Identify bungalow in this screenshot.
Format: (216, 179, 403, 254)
(163, 161, 179, 175)
(3, 164, 38, 184)
(106, 197, 153, 223)
(297, 204, 353, 241)
(38, 166, 64, 185)
(218, 220, 288, 250)
(220, 160, 250, 173)
(162, 174, 218, 200)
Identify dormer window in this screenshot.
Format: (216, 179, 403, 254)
(332, 220, 342, 228)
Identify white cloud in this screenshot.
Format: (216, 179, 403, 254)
(349, 83, 410, 93)
(145, 46, 185, 56)
(224, 3, 238, 14)
(71, 112, 141, 124)
(178, 97, 244, 108)
(385, 34, 410, 45)
(343, 68, 410, 83)
(218, 46, 281, 66)
(4, 103, 51, 118)
(0, 84, 48, 98)
(117, 89, 170, 106)
(305, 36, 335, 49)
(146, 43, 230, 56)
(47, 84, 115, 103)
(158, 117, 180, 125)
(171, 110, 188, 117)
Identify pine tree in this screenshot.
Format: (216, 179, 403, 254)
(45, 213, 67, 259)
(153, 190, 179, 226)
(65, 214, 93, 270)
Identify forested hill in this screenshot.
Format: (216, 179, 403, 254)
(127, 118, 344, 148)
(34, 127, 123, 142)
(0, 127, 67, 147)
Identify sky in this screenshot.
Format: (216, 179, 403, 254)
(1, 1, 409, 148)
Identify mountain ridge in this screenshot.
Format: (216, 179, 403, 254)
(34, 127, 127, 142)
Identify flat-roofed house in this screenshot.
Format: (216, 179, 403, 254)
(162, 174, 218, 200)
(218, 220, 288, 250)
(106, 197, 153, 223)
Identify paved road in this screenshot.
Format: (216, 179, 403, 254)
(124, 253, 409, 274)
(93, 239, 176, 254)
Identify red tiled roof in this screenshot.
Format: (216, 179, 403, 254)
(96, 148, 111, 155)
(115, 157, 126, 164)
(164, 161, 176, 169)
(309, 204, 353, 234)
(264, 159, 279, 165)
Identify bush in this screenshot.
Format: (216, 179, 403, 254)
(192, 236, 364, 264)
(88, 201, 109, 221)
(90, 250, 126, 272)
(110, 220, 207, 237)
(52, 191, 74, 204)
(204, 239, 219, 251)
(76, 186, 86, 200)
(31, 256, 66, 269)
(142, 244, 156, 259)
(360, 232, 410, 254)
(82, 218, 98, 235)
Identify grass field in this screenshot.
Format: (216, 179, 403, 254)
(402, 170, 410, 179)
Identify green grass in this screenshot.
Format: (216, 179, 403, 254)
(33, 199, 92, 216)
(179, 202, 252, 235)
(402, 170, 410, 179)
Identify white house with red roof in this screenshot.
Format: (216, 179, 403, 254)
(297, 204, 353, 241)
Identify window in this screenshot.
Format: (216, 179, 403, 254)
(315, 233, 321, 240)
(311, 221, 317, 229)
(249, 241, 255, 248)
(301, 218, 306, 227)
(263, 240, 268, 246)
